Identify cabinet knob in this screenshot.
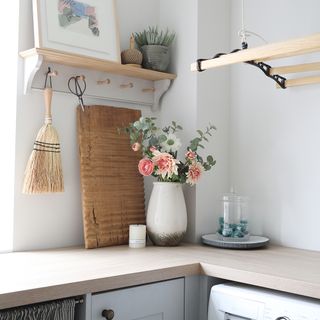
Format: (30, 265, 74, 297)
(102, 309, 114, 320)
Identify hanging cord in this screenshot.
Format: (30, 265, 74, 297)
(239, 0, 248, 48)
(195, 0, 286, 88)
(237, 0, 268, 49)
(235, 0, 286, 88)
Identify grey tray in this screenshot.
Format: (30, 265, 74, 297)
(201, 233, 269, 249)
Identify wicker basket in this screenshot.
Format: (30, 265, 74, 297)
(121, 34, 143, 67)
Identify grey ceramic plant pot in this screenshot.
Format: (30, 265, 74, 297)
(140, 45, 170, 72)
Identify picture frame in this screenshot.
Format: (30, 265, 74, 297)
(32, 0, 120, 62)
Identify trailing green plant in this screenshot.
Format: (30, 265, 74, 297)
(134, 26, 175, 48)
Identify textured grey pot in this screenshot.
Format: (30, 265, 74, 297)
(140, 45, 170, 72)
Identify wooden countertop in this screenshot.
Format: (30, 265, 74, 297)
(0, 244, 319, 309)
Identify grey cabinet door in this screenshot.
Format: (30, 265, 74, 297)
(91, 278, 184, 320)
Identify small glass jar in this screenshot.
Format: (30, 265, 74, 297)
(218, 192, 249, 241)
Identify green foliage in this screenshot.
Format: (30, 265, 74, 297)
(162, 121, 183, 134)
(119, 117, 161, 153)
(189, 124, 216, 152)
(119, 117, 217, 183)
(187, 124, 216, 172)
(134, 26, 176, 48)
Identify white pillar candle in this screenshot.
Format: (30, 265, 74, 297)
(129, 224, 146, 248)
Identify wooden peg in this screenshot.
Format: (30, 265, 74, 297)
(76, 75, 86, 81)
(48, 70, 58, 77)
(120, 82, 134, 89)
(130, 33, 135, 49)
(142, 88, 156, 93)
(97, 78, 111, 85)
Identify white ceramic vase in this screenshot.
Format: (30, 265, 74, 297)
(147, 182, 187, 246)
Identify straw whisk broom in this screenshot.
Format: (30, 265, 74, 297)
(23, 75, 64, 194)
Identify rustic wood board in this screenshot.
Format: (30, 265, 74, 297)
(77, 105, 145, 249)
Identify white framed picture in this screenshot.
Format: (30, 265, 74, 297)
(33, 0, 120, 62)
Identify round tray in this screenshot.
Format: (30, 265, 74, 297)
(201, 233, 269, 249)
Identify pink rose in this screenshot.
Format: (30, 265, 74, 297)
(153, 152, 179, 179)
(185, 150, 197, 160)
(186, 162, 204, 185)
(132, 142, 141, 151)
(149, 146, 157, 153)
(138, 158, 154, 176)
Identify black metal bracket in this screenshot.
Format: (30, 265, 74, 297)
(245, 60, 287, 89)
(196, 48, 287, 89)
(196, 49, 241, 72)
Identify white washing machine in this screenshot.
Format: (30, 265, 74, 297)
(208, 283, 320, 320)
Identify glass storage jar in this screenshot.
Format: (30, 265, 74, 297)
(218, 192, 249, 241)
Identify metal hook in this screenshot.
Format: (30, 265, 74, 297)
(68, 75, 87, 112)
(44, 67, 58, 89)
(44, 67, 53, 89)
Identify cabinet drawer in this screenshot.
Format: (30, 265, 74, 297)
(92, 278, 184, 320)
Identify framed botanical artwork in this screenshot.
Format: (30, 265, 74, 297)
(32, 0, 120, 62)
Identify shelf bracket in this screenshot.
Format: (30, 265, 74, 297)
(23, 53, 43, 94)
(152, 79, 172, 111)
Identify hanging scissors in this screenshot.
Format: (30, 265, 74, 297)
(68, 75, 87, 112)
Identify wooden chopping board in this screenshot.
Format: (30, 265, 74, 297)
(77, 105, 145, 249)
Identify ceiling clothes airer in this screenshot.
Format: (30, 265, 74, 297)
(23, 68, 64, 194)
(194, 0, 287, 89)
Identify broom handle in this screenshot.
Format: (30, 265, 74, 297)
(44, 88, 53, 124)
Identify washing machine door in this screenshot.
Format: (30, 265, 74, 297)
(212, 313, 256, 320)
(208, 288, 264, 320)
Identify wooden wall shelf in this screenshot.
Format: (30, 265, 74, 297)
(20, 48, 177, 109)
(21, 48, 176, 81)
(191, 33, 320, 89)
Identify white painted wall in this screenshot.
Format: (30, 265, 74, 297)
(13, 0, 320, 252)
(229, 0, 320, 251)
(196, 0, 230, 241)
(0, 0, 19, 253)
(14, 0, 160, 251)
(158, 0, 198, 241)
(158, 0, 230, 242)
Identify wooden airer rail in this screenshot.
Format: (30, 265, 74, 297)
(191, 33, 320, 88)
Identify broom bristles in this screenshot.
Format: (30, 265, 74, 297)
(23, 123, 64, 194)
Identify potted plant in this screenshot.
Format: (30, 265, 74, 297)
(121, 117, 216, 246)
(134, 26, 175, 72)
